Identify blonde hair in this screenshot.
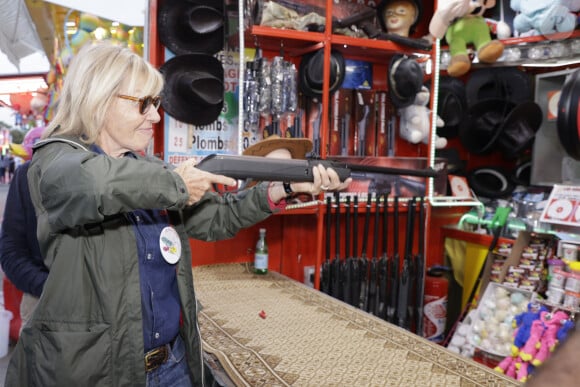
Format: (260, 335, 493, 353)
(44, 42, 164, 143)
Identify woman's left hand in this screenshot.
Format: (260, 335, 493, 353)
(292, 164, 352, 195)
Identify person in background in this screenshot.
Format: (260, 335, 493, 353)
(6, 42, 350, 386)
(0, 155, 6, 184)
(0, 162, 45, 331)
(0, 127, 48, 333)
(7, 154, 15, 183)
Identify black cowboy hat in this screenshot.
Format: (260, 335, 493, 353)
(299, 49, 345, 98)
(377, 0, 423, 35)
(557, 68, 580, 160)
(158, 0, 225, 55)
(388, 54, 423, 108)
(160, 54, 224, 126)
(497, 101, 542, 159)
(465, 67, 532, 108)
(426, 76, 467, 138)
(459, 99, 516, 155)
(468, 166, 516, 199)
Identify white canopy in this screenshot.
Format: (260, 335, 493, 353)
(0, 0, 46, 70)
(0, 0, 146, 75)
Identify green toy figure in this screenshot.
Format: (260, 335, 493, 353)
(429, 0, 504, 77)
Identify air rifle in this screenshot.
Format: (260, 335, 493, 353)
(196, 154, 442, 181)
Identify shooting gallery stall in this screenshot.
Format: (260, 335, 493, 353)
(143, 0, 580, 385)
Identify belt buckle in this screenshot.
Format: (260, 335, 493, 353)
(145, 345, 169, 372)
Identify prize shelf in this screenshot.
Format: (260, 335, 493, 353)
(249, 25, 431, 63)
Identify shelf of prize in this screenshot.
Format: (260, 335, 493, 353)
(248, 25, 431, 62)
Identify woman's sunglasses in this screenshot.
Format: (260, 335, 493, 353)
(117, 94, 161, 115)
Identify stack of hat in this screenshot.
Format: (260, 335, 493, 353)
(158, 0, 225, 126)
(459, 68, 542, 159)
(457, 68, 544, 198)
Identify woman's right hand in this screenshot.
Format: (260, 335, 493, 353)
(174, 159, 236, 205)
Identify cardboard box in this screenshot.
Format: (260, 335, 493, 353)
(479, 231, 559, 297)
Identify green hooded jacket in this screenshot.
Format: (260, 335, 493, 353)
(5, 136, 276, 386)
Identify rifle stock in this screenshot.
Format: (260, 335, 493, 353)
(196, 154, 442, 182)
(321, 197, 332, 295)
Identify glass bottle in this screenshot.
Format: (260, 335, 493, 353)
(254, 228, 268, 274)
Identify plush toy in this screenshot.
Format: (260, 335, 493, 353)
(532, 310, 570, 366)
(519, 318, 546, 361)
(516, 359, 534, 382)
(510, 0, 580, 37)
(429, 0, 504, 77)
(494, 354, 519, 378)
(398, 86, 448, 149)
(557, 317, 575, 342)
(511, 303, 547, 356)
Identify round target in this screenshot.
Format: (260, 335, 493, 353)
(548, 90, 561, 119)
(547, 199, 573, 220)
(574, 206, 580, 223)
(450, 176, 470, 197)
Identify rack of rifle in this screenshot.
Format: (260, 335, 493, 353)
(321, 192, 426, 335)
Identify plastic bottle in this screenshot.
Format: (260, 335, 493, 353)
(254, 228, 268, 274)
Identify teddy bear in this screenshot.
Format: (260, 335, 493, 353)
(398, 86, 448, 149)
(510, 0, 580, 37)
(429, 0, 504, 77)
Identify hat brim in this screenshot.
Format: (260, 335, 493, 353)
(466, 68, 532, 108)
(299, 49, 345, 98)
(243, 136, 313, 160)
(160, 54, 224, 126)
(557, 68, 580, 160)
(468, 167, 515, 198)
(158, 0, 225, 55)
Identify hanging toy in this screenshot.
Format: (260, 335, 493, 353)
(429, 0, 504, 77)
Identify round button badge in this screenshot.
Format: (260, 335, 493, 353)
(159, 226, 182, 264)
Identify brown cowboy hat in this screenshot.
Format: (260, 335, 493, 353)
(243, 135, 313, 159)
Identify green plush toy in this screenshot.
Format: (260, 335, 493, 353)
(429, 0, 505, 77)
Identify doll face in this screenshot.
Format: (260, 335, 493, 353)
(468, 0, 496, 17)
(383, 0, 417, 37)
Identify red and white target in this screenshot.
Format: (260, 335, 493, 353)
(545, 199, 574, 221)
